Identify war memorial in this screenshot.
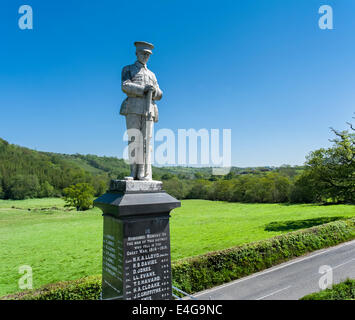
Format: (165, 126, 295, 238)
(94, 41, 181, 300)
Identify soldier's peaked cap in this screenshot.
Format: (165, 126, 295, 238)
(134, 41, 154, 54)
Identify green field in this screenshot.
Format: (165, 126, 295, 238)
(1, 198, 354, 297)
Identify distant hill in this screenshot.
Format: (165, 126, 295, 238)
(0, 138, 110, 199)
(0, 138, 304, 199)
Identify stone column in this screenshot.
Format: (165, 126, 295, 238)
(94, 179, 181, 300)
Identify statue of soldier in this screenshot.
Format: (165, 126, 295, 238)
(120, 41, 163, 181)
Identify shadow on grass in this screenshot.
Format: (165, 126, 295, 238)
(279, 202, 354, 207)
(264, 216, 345, 232)
(279, 203, 323, 207)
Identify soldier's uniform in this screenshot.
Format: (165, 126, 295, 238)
(120, 42, 163, 180)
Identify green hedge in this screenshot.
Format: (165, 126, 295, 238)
(172, 218, 355, 294)
(3, 218, 355, 300)
(2, 276, 101, 300)
(300, 279, 355, 300)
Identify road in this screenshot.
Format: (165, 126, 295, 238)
(193, 239, 355, 300)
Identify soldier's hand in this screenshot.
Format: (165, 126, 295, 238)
(144, 84, 155, 93)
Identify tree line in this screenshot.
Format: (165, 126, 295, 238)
(0, 119, 353, 204)
(0, 139, 108, 200)
(163, 122, 354, 204)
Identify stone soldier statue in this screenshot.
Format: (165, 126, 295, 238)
(120, 41, 163, 181)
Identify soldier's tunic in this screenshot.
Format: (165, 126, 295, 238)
(120, 60, 163, 179)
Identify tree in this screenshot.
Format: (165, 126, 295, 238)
(289, 172, 318, 203)
(162, 178, 189, 199)
(270, 173, 291, 202)
(7, 174, 40, 200)
(194, 172, 204, 180)
(224, 172, 237, 180)
(91, 176, 108, 196)
(230, 175, 251, 202)
(63, 183, 95, 211)
(177, 173, 189, 180)
(208, 180, 234, 201)
(187, 179, 211, 199)
(301, 121, 355, 203)
(161, 173, 175, 180)
(277, 164, 299, 179)
(245, 176, 272, 203)
(38, 181, 55, 198)
(0, 181, 3, 199)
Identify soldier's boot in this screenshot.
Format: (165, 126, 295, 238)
(125, 164, 137, 180)
(137, 164, 145, 180)
(142, 164, 152, 181)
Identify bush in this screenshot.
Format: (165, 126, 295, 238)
(300, 279, 355, 300)
(162, 178, 190, 199)
(172, 218, 355, 294)
(187, 179, 211, 199)
(208, 180, 234, 201)
(2, 276, 101, 300)
(63, 183, 95, 211)
(3, 218, 355, 300)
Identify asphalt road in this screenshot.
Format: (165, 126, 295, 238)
(193, 239, 355, 300)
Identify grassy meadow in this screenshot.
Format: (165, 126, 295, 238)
(1, 198, 354, 297)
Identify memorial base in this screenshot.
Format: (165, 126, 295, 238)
(94, 180, 181, 300)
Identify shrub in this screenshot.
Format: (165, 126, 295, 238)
(300, 279, 355, 300)
(208, 180, 234, 201)
(63, 183, 95, 211)
(172, 218, 355, 294)
(162, 178, 189, 199)
(187, 179, 211, 200)
(2, 276, 101, 300)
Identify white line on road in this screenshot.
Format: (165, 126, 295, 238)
(254, 257, 355, 300)
(332, 258, 355, 270)
(255, 285, 292, 300)
(194, 239, 355, 298)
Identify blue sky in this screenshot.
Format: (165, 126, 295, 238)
(0, 0, 354, 167)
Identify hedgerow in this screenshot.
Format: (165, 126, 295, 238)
(3, 218, 355, 300)
(300, 279, 355, 300)
(172, 217, 355, 294)
(2, 276, 101, 300)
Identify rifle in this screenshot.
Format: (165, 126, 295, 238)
(143, 89, 154, 179)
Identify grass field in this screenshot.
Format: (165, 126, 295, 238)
(1, 198, 354, 297)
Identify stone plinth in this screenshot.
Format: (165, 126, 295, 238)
(110, 179, 163, 192)
(94, 179, 181, 300)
